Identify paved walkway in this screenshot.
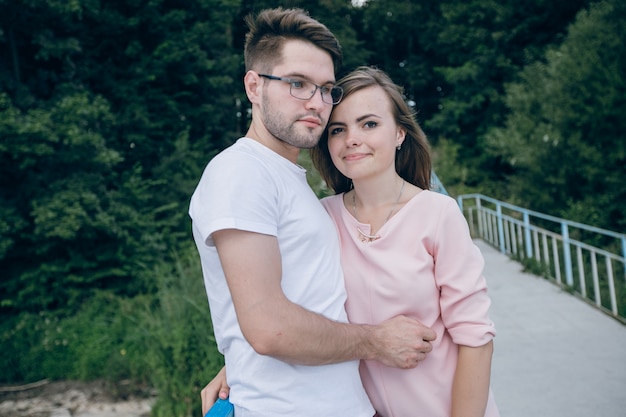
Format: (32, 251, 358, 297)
(477, 239, 626, 417)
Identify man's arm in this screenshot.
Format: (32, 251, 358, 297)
(214, 228, 435, 368)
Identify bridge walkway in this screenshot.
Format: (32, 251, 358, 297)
(478, 239, 626, 417)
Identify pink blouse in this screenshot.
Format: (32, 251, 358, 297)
(321, 190, 499, 417)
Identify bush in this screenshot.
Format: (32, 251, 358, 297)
(123, 244, 224, 417)
(1, 243, 223, 417)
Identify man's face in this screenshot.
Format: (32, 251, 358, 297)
(258, 39, 336, 149)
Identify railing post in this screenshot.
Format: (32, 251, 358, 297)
(496, 203, 506, 254)
(622, 237, 626, 278)
(476, 196, 484, 239)
(562, 222, 573, 286)
(524, 211, 533, 258)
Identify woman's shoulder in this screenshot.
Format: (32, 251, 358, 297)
(400, 190, 464, 228)
(320, 193, 344, 210)
(413, 189, 458, 209)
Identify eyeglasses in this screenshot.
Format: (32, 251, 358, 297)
(258, 74, 343, 105)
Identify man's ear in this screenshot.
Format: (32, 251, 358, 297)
(244, 71, 262, 104)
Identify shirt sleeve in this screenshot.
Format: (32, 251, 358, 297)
(432, 198, 496, 347)
(189, 151, 279, 247)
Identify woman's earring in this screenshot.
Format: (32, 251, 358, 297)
(396, 143, 402, 151)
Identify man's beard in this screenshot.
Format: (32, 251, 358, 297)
(261, 95, 325, 149)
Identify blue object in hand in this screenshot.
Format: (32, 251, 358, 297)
(204, 398, 234, 417)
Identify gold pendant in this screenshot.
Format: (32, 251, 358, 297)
(357, 227, 381, 243)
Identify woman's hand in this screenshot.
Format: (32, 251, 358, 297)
(201, 366, 231, 415)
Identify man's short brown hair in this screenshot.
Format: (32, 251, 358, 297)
(244, 8, 343, 75)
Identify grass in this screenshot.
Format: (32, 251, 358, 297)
(0, 243, 223, 417)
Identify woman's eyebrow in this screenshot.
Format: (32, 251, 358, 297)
(356, 113, 381, 122)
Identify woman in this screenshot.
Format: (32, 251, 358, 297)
(311, 66, 499, 417)
(203, 67, 499, 417)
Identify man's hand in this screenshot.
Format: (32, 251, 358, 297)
(201, 366, 230, 416)
(366, 315, 436, 369)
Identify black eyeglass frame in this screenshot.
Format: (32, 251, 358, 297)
(258, 74, 343, 105)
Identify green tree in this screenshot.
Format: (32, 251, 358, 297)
(0, 91, 165, 312)
(485, 0, 626, 230)
(429, 0, 592, 195)
(0, 0, 242, 314)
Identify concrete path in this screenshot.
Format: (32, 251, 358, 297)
(477, 239, 626, 417)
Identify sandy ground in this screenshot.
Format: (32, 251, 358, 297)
(0, 379, 155, 417)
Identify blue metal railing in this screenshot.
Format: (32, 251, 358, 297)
(457, 193, 626, 322)
(430, 171, 449, 196)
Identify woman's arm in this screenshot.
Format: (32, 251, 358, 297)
(201, 366, 230, 416)
(450, 340, 493, 417)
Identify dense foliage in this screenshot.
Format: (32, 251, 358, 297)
(1, 0, 623, 415)
(485, 0, 626, 230)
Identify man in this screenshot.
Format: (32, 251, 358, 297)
(189, 8, 435, 417)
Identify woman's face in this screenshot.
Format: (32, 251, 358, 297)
(326, 86, 405, 182)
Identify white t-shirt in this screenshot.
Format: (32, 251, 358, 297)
(189, 138, 373, 417)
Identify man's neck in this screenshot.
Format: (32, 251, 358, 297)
(245, 125, 301, 164)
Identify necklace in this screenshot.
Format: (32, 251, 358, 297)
(352, 179, 405, 243)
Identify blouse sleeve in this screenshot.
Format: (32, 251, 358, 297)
(432, 198, 496, 347)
